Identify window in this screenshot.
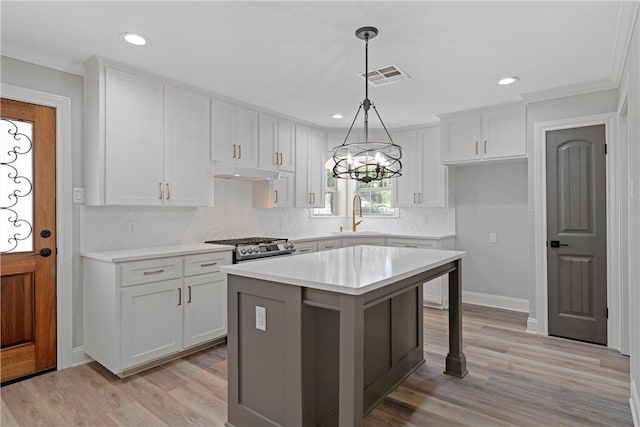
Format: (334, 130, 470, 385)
(357, 177, 395, 216)
(313, 159, 397, 217)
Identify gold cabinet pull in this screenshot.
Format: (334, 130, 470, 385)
(279, 152, 283, 165)
(187, 285, 192, 303)
(418, 193, 422, 204)
(413, 193, 416, 204)
(233, 144, 237, 158)
(405, 245, 418, 248)
(325, 245, 334, 249)
(274, 152, 279, 165)
(200, 262, 218, 267)
(300, 248, 310, 253)
(475, 141, 479, 155)
(238, 144, 242, 159)
(158, 182, 163, 199)
(484, 140, 487, 154)
(143, 269, 165, 275)
(275, 190, 279, 204)
(166, 182, 170, 200)
(178, 288, 182, 306)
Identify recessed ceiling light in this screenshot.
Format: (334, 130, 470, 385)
(331, 113, 344, 119)
(120, 32, 148, 46)
(498, 76, 519, 85)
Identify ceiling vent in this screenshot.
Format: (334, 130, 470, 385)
(359, 64, 410, 87)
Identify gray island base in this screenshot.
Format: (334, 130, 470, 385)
(222, 246, 467, 427)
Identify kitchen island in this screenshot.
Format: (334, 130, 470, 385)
(222, 245, 467, 427)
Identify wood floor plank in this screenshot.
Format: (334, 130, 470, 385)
(0, 304, 632, 426)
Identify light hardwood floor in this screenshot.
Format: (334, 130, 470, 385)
(1, 305, 632, 426)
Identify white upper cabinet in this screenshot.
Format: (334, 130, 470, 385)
(84, 57, 212, 207)
(253, 171, 295, 208)
(439, 103, 526, 165)
(104, 67, 165, 206)
(164, 85, 211, 207)
(211, 99, 258, 167)
(393, 126, 448, 207)
(295, 125, 325, 207)
(258, 114, 295, 172)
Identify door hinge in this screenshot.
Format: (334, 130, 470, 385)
(606, 307, 609, 319)
(605, 144, 608, 155)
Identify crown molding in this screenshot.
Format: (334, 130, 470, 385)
(610, 1, 640, 86)
(520, 79, 617, 104)
(1, 42, 85, 76)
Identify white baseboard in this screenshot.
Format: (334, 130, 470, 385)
(462, 291, 529, 313)
(526, 317, 539, 334)
(72, 346, 94, 367)
(631, 379, 640, 427)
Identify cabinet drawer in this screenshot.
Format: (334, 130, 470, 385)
(387, 239, 439, 249)
(318, 239, 343, 251)
(295, 242, 317, 255)
(184, 252, 232, 277)
(120, 258, 183, 287)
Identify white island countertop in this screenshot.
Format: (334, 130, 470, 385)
(221, 245, 465, 295)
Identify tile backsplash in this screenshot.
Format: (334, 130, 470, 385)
(81, 179, 455, 252)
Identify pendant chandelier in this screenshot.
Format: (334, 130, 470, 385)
(332, 26, 402, 184)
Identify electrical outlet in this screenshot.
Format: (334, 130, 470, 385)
(489, 233, 497, 243)
(255, 306, 266, 331)
(127, 221, 136, 234)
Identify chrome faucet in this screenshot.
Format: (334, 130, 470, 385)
(352, 193, 363, 232)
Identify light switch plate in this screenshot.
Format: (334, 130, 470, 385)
(255, 306, 266, 331)
(72, 187, 84, 204)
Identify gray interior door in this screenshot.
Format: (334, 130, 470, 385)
(546, 125, 607, 345)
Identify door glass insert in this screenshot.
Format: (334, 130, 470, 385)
(1, 118, 34, 253)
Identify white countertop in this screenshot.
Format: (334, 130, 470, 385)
(221, 245, 465, 296)
(81, 243, 235, 263)
(288, 232, 456, 243)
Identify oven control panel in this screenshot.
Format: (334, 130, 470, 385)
(236, 242, 296, 261)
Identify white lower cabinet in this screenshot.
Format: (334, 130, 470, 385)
(121, 278, 183, 368)
(317, 239, 343, 251)
(342, 237, 387, 247)
(183, 272, 227, 348)
(84, 249, 232, 376)
(294, 241, 318, 255)
(387, 237, 454, 308)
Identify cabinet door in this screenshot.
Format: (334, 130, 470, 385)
(481, 106, 526, 160)
(105, 67, 164, 205)
(392, 129, 419, 207)
(121, 279, 183, 369)
(211, 99, 236, 162)
(294, 125, 311, 207)
(164, 85, 211, 207)
(308, 129, 325, 206)
(423, 278, 446, 306)
(273, 171, 294, 208)
(418, 127, 447, 207)
(277, 119, 296, 172)
(441, 113, 481, 163)
(235, 106, 259, 167)
(258, 113, 278, 170)
(183, 273, 227, 348)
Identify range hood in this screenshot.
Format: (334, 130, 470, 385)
(212, 161, 280, 181)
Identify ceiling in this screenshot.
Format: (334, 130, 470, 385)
(0, 1, 630, 128)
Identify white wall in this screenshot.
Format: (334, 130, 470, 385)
(454, 162, 528, 300)
(1, 56, 85, 346)
(618, 10, 640, 423)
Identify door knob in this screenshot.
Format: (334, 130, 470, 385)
(33, 248, 52, 257)
(549, 240, 569, 248)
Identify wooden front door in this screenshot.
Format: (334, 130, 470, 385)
(546, 125, 607, 345)
(1, 98, 57, 383)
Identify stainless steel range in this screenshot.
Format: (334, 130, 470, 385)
(205, 237, 296, 263)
